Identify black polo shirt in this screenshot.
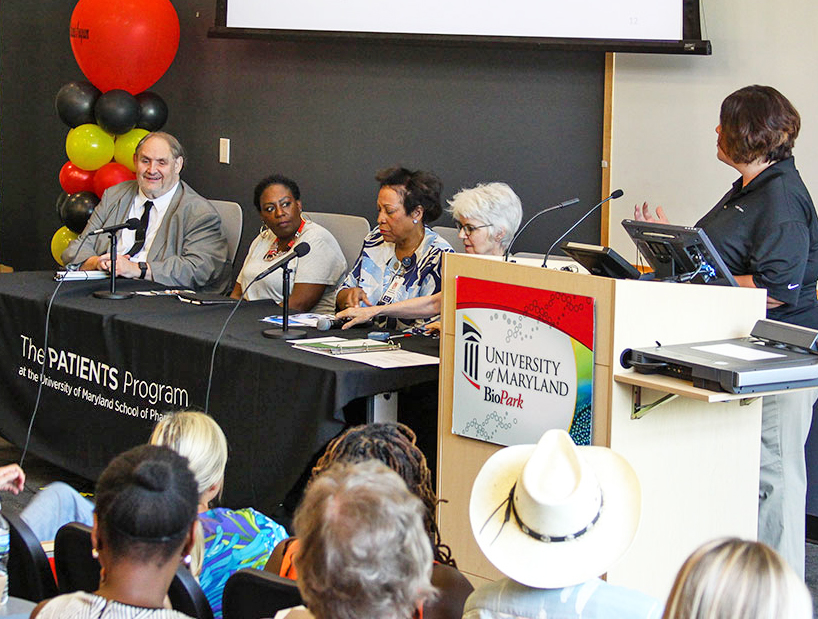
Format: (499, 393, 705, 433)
(696, 157, 818, 329)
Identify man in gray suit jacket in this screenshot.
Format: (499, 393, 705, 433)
(63, 132, 231, 293)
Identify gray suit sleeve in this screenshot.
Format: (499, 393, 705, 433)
(148, 197, 230, 292)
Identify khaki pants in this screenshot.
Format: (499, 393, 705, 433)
(758, 389, 816, 578)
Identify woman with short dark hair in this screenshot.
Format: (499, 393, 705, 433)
(335, 167, 454, 328)
(636, 85, 818, 576)
(31, 444, 199, 619)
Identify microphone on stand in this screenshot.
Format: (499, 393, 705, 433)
(249, 242, 310, 286)
(88, 218, 141, 236)
(542, 189, 624, 268)
(503, 197, 580, 261)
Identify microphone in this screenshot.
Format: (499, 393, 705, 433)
(542, 189, 624, 267)
(250, 242, 310, 285)
(503, 197, 580, 261)
(88, 218, 141, 235)
(316, 315, 373, 331)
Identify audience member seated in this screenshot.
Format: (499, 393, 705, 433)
(335, 182, 522, 329)
(464, 429, 662, 619)
(335, 167, 454, 329)
(63, 131, 231, 293)
(266, 422, 473, 619)
(31, 444, 199, 619)
(662, 538, 812, 619)
(231, 174, 346, 313)
(150, 411, 288, 619)
(273, 460, 437, 619)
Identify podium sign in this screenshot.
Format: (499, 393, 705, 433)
(451, 276, 594, 446)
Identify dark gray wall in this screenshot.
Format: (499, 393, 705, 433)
(1, 0, 605, 273)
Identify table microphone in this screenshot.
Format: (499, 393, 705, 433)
(542, 189, 624, 267)
(88, 218, 141, 235)
(503, 197, 580, 261)
(316, 316, 374, 331)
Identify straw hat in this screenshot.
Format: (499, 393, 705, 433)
(469, 429, 641, 588)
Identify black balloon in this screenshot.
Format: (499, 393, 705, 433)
(136, 91, 168, 131)
(55, 81, 101, 128)
(94, 89, 140, 135)
(56, 192, 69, 221)
(60, 191, 100, 234)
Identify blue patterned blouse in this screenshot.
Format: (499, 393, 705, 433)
(339, 226, 453, 327)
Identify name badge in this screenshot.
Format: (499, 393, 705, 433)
(380, 275, 405, 305)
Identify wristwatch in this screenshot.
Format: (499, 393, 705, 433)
(138, 262, 148, 280)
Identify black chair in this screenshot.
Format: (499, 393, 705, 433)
(5, 512, 59, 602)
(222, 569, 303, 619)
(54, 522, 98, 594)
(54, 522, 214, 619)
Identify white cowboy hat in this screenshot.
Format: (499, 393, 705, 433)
(469, 429, 641, 588)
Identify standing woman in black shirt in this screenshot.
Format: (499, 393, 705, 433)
(636, 85, 818, 578)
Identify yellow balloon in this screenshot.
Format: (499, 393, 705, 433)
(114, 128, 150, 173)
(65, 124, 115, 171)
(51, 226, 79, 266)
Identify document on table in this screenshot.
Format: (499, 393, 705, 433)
(262, 313, 326, 327)
(290, 337, 439, 368)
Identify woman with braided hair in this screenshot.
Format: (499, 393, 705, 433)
(266, 422, 473, 619)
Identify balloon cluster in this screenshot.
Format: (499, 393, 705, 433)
(50, 0, 179, 265)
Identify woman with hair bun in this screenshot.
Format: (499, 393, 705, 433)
(31, 444, 199, 619)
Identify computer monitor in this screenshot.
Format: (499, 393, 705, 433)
(560, 242, 644, 280)
(621, 219, 738, 286)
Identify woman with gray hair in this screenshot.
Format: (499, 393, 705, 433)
(274, 460, 437, 619)
(335, 182, 522, 328)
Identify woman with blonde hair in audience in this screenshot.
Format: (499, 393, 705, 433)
(150, 411, 287, 619)
(662, 537, 812, 619)
(267, 422, 473, 619)
(31, 444, 199, 619)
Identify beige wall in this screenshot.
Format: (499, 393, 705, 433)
(607, 0, 818, 256)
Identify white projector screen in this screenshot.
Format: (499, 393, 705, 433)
(224, 0, 683, 41)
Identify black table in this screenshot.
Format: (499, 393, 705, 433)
(0, 272, 439, 513)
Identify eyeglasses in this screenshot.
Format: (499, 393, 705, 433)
(455, 222, 491, 236)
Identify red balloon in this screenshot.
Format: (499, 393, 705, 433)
(59, 161, 96, 194)
(93, 162, 136, 198)
(69, 0, 180, 95)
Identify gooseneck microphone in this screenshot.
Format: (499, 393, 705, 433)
(542, 189, 624, 267)
(88, 218, 141, 235)
(503, 197, 580, 261)
(249, 242, 310, 286)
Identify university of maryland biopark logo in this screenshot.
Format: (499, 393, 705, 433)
(461, 316, 481, 389)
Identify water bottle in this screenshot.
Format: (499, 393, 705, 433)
(0, 504, 9, 605)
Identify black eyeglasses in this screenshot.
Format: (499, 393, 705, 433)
(455, 222, 491, 236)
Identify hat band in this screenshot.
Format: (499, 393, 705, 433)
(482, 483, 603, 545)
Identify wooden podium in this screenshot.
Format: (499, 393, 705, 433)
(436, 253, 767, 599)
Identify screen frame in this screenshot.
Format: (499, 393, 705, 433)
(209, 0, 711, 55)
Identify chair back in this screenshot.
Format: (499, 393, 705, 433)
(303, 212, 370, 270)
(432, 226, 465, 252)
(54, 522, 213, 619)
(210, 200, 244, 266)
(54, 522, 98, 594)
(169, 563, 214, 619)
(222, 569, 303, 619)
(5, 512, 59, 602)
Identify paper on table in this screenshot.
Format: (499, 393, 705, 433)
(263, 313, 327, 327)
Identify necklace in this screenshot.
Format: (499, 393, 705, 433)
(263, 218, 306, 262)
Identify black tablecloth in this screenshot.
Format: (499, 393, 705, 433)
(0, 272, 439, 512)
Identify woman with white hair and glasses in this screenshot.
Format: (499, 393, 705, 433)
(335, 182, 522, 329)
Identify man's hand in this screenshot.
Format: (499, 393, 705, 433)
(0, 464, 25, 494)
